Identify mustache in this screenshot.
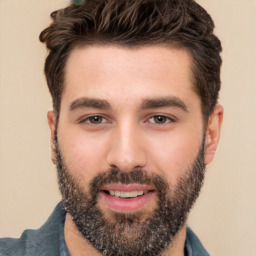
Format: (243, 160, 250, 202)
(54, 134, 168, 201)
(87, 168, 169, 200)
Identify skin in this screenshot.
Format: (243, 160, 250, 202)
(47, 45, 223, 255)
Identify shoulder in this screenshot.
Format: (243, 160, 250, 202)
(0, 236, 26, 256)
(0, 230, 35, 256)
(0, 203, 65, 256)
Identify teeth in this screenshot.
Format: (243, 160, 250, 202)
(137, 191, 144, 196)
(120, 191, 129, 197)
(108, 190, 148, 198)
(129, 191, 138, 197)
(109, 190, 115, 196)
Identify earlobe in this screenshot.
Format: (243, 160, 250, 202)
(47, 111, 57, 164)
(204, 105, 224, 165)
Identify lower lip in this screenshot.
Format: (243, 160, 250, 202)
(99, 191, 156, 212)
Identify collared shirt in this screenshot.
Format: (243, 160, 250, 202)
(0, 203, 210, 256)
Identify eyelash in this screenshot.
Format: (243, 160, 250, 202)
(79, 114, 176, 125)
(147, 115, 176, 125)
(79, 115, 108, 124)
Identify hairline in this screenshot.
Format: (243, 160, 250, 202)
(54, 41, 210, 127)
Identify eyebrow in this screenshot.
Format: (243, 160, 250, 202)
(69, 96, 188, 112)
(70, 97, 111, 111)
(141, 97, 188, 112)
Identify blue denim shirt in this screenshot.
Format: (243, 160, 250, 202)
(0, 203, 210, 256)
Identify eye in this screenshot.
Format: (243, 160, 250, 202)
(80, 115, 107, 124)
(148, 115, 174, 124)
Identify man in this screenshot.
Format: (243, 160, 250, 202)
(0, 0, 223, 255)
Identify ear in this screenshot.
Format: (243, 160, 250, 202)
(47, 111, 57, 164)
(204, 105, 224, 165)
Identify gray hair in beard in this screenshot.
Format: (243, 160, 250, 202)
(54, 131, 206, 256)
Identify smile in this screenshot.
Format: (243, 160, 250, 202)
(100, 184, 156, 212)
(104, 190, 149, 199)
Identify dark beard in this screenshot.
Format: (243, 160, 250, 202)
(55, 134, 206, 256)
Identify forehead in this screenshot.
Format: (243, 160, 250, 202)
(62, 45, 198, 108)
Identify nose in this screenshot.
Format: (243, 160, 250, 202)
(106, 122, 147, 172)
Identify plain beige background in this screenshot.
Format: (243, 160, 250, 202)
(0, 0, 255, 255)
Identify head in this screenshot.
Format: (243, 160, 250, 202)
(40, 0, 222, 122)
(40, 0, 223, 255)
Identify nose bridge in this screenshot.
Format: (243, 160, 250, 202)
(106, 118, 147, 171)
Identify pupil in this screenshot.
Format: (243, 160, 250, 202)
(90, 116, 102, 123)
(155, 116, 166, 123)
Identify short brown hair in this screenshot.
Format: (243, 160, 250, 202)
(40, 0, 222, 121)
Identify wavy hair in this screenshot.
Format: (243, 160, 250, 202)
(40, 0, 222, 121)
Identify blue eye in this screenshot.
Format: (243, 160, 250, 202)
(148, 115, 174, 124)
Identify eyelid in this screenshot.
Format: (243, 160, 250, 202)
(146, 114, 177, 124)
(77, 113, 177, 125)
(78, 114, 109, 124)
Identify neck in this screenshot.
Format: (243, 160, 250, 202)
(64, 212, 186, 256)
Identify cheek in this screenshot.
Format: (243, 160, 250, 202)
(146, 130, 202, 187)
(57, 130, 109, 187)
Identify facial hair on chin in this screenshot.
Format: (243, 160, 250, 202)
(55, 132, 206, 256)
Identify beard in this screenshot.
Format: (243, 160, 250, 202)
(55, 134, 206, 256)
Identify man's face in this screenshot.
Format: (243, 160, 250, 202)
(51, 45, 208, 255)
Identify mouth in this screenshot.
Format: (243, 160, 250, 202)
(103, 190, 150, 199)
(99, 184, 156, 212)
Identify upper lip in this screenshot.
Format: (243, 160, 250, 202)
(101, 184, 155, 192)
